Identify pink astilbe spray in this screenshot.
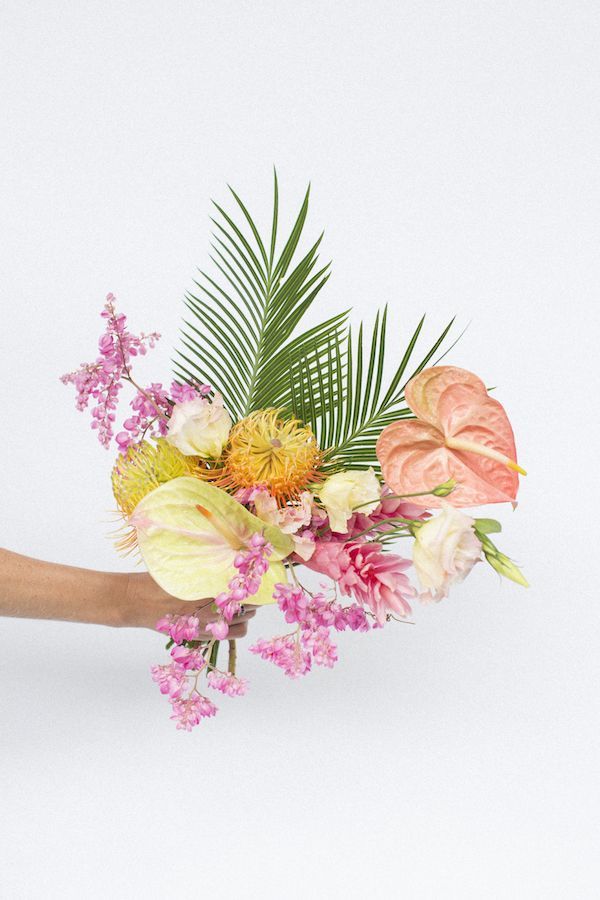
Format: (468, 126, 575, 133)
(250, 583, 370, 679)
(61, 293, 210, 452)
(60, 294, 162, 448)
(116, 382, 171, 451)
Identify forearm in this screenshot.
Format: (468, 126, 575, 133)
(0, 548, 127, 627)
(0, 549, 256, 633)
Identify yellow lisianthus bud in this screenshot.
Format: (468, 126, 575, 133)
(432, 478, 457, 497)
(478, 533, 529, 587)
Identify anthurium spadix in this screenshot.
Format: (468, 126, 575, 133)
(376, 366, 525, 508)
(129, 476, 293, 602)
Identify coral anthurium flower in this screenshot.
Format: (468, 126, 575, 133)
(376, 366, 525, 508)
(129, 476, 293, 602)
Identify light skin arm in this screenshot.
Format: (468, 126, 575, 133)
(0, 548, 255, 636)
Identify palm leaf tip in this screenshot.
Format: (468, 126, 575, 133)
(175, 174, 341, 421)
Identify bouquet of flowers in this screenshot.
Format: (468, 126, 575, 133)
(62, 175, 527, 730)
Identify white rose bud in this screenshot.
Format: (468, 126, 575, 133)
(412, 504, 482, 602)
(319, 468, 381, 534)
(166, 393, 232, 458)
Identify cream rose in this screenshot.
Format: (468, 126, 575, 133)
(412, 504, 482, 601)
(319, 468, 381, 534)
(166, 393, 232, 458)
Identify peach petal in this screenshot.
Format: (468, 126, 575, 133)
(405, 366, 486, 426)
(438, 383, 519, 502)
(377, 366, 521, 508)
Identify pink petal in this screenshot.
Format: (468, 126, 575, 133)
(377, 366, 522, 508)
(405, 366, 486, 426)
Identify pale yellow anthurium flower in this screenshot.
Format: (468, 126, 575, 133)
(129, 476, 293, 603)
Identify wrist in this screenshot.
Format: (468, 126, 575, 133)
(111, 572, 143, 628)
(117, 572, 170, 629)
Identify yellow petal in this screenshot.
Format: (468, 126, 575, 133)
(130, 476, 293, 602)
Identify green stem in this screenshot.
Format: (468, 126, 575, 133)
(228, 640, 237, 675)
(209, 641, 220, 670)
(351, 488, 442, 511)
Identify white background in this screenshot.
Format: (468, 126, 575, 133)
(1, 2, 598, 897)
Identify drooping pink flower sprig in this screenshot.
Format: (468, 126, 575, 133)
(60, 293, 210, 452)
(250, 583, 370, 679)
(205, 532, 273, 640)
(152, 612, 248, 731)
(151, 534, 271, 730)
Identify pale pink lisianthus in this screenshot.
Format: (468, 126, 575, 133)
(412, 504, 482, 602)
(304, 539, 416, 624)
(166, 393, 232, 458)
(252, 487, 313, 534)
(291, 529, 316, 561)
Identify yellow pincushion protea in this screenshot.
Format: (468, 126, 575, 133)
(216, 408, 321, 503)
(112, 438, 200, 516)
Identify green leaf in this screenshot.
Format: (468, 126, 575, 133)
(174, 174, 458, 476)
(474, 518, 502, 535)
(174, 173, 343, 418)
(291, 312, 456, 473)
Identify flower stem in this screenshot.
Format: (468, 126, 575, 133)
(123, 375, 169, 423)
(228, 640, 237, 675)
(209, 640, 220, 670)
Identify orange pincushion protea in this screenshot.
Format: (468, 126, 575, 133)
(215, 408, 322, 503)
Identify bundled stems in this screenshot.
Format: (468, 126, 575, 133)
(209, 640, 220, 670)
(228, 640, 237, 675)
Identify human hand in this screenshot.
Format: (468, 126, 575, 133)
(121, 571, 257, 636)
(0, 548, 258, 634)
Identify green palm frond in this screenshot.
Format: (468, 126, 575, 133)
(174, 172, 459, 473)
(174, 171, 348, 420)
(291, 308, 458, 472)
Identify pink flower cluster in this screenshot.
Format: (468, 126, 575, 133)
(116, 382, 170, 451)
(345, 491, 429, 538)
(250, 583, 370, 678)
(207, 671, 248, 696)
(206, 533, 273, 640)
(60, 294, 161, 448)
(152, 611, 247, 731)
(169, 695, 218, 730)
(116, 378, 211, 452)
(305, 539, 416, 624)
(60, 294, 210, 452)
(170, 381, 211, 404)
